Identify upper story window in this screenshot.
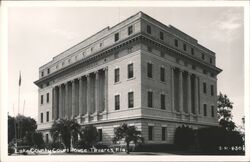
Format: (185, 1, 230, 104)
(75, 55, 78, 60)
(56, 65, 59, 69)
(128, 25, 133, 35)
(210, 73, 214, 78)
(46, 111, 49, 122)
(147, 62, 153, 78)
(91, 47, 93, 52)
(147, 91, 153, 108)
(41, 95, 43, 105)
(161, 94, 166, 110)
(62, 62, 65, 67)
(47, 68, 50, 74)
(128, 92, 134, 108)
(203, 104, 207, 116)
(147, 46, 152, 52)
(40, 113, 43, 123)
(183, 44, 187, 51)
(147, 25, 151, 34)
(191, 48, 194, 55)
(115, 95, 120, 110)
(160, 31, 164, 40)
(114, 68, 120, 83)
(202, 53, 205, 60)
(174, 39, 178, 47)
(68, 59, 71, 63)
(211, 85, 214, 96)
(100, 43, 103, 47)
(128, 47, 133, 53)
(127, 63, 134, 79)
(41, 71, 44, 77)
(203, 69, 207, 75)
(211, 106, 215, 117)
(46, 93, 49, 103)
(210, 57, 213, 64)
(203, 82, 207, 94)
(160, 67, 165, 82)
(114, 33, 119, 42)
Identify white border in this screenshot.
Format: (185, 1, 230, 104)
(1, 1, 249, 162)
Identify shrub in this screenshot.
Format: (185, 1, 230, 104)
(8, 147, 15, 155)
(174, 125, 195, 150)
(197, 126, 244, 154)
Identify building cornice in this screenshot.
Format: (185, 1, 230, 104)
(34, 32, 222, 87)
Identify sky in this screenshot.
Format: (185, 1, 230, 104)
(7, 6, 245, 125)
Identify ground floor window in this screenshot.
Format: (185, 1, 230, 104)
(46, 134, 49, 143)
(98, 129, 102, 141)
(148, 126, 153, 141)
(162, 127, 166, 141)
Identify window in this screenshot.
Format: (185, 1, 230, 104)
(160, 31, 164, 40)
(162, 127, 166, 141)
(191, 48, 194, 55)
(127, 63, 134, 79)
(75, 55, 78, 60)
(91, 47, 93, 52)
(147, 91, 153, 108)
(203, 82, 207, 94)
(115, 95, 120, 110)
(46, 82, 49, 87)
(147, 25, 151, 34)
(62, 62, 65, 66)
(41, 71, 44, 77)
(210, 73, 214, 78)
(160, 51, 165, 57)
(114, 68, 120, 83)
(148, 126, 153, 141)
(40, 113, 43, 123)
(114, 33, 119, 42)
(211, 106, 214, 117)
(47, 68, 50, 74)
(203, 104, 207, 116)
(68, 59, 71, 63)
(202, 54, 205, 60)
(128, 47, 133, 53)
(210, 57, 213, 64)
(183, 44, 187, 51)
(160, 67, 165, 82)
(128, 25, 133, 35)
(41, 95, 43, 104)
(147, 63, 153, 78)
(56, 65, 58, 69)
(147, 46, 152, 52)
(46, 111, 49, 122)
(46, 134, 49, 143)
(100, 43, 103, 47)
(211, 85, 214, 96)
(46, 93, 49, 103)
(174, 39, 178, 47)
(161, 94, 166, 110)
(98, 129, 102, 141)
(128, 92, 134, 108)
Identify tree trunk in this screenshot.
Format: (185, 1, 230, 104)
(126, 142, 130, 154)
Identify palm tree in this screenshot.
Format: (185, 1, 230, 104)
(113, 123, 144, 154)
(50, 118, 80, 153)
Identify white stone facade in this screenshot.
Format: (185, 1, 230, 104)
(34, 11, 222, 144)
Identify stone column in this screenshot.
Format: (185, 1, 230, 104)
(86, 74, 91, 116)
(187, 73, 192, 114)
(71, 79, 76, 118)
(171, 67, 175, 112)
(195, 76, 199, 115)
(59, 85, 63, 119)
(65, 82, 69, 119)
(52, 87, 56, 120)
(79, 77, 83, 117)
(95, 71, 100, 115)
(179, 70, 183, 113)
(103, 67, 108, 113)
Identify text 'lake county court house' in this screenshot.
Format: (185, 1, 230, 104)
(34, 12, 222, 144)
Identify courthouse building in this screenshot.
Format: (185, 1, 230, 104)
(34, 12, 222, 144)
